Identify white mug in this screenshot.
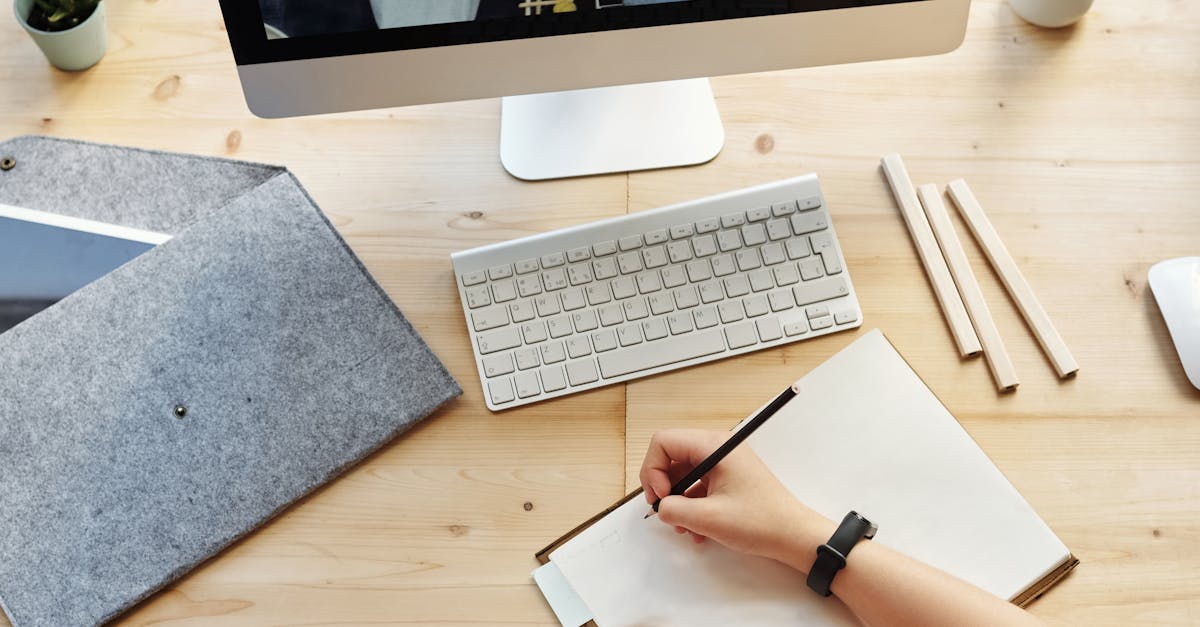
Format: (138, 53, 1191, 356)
(1008, 0, 1095, 28)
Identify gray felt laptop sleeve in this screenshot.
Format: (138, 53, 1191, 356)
(0, 136, 461, 627)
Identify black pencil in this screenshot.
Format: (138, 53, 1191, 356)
(645, 381, 800, 519)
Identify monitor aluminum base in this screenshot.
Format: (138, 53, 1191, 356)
(499, 78, 724, 181)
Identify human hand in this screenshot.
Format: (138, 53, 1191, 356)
(638, 429, 834, 569)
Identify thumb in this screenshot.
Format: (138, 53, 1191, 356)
(657, 495, 720, 536)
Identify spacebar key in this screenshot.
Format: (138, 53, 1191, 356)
(598, 329, 727, 378)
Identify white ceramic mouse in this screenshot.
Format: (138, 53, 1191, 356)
(1148, 257, 1200, 390)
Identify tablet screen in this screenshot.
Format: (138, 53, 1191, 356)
(0, 205, 169, 333)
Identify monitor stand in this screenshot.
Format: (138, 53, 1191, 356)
(499, 78, 724, 181)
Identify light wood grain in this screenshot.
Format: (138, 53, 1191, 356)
(947, 178, 1080, 378)
(1, 1, 1199, 625)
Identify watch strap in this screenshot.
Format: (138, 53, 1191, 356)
(806, 511, 876, 597)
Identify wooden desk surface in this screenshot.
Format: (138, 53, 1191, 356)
(1, 1, 1197, 624)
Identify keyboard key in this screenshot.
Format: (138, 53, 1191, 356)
(489, 264, 513, 280)
(521, 321, 548, 344)
(649, 293, 674, 315)
(766, 219, 791, 241)
(571, 310, 599, 332)
(735, 249, 762, 271)
(744, 295, 770, 318)
(786, 238, 812, 259)
(560, 288, 586, 311)
(723, 275, 751, 298)
(567, 359, 600, 386)
(784, 319, 809, 336)
(761, 243, 787, 266)
(491, 279, 517, 303)
(769, 290, 795, 311)
(772, 201, 798, 217)
(819, 249, 843, 275)
(540, 341, 567, 364)
(698, 280, 724, 303)
(747, 206, 772, 222)
(756, 317, 783, 342)
(541, 252, 566, 268)
(540, 366, 567, 392)
(514, 371, 541, 399)
(593, 257, 619, 280)
(792, 276, 850, 306)
(567, 337, 593, 358)
(593, 240, 618, 257)
(567, 246, 591, 263)
(686, 260, 713, 282)
(799, 258, 825, 281)
(696, 217, 720, 233)
(692, 235, 718, 257)
(667, 240, 693, 263)
(472, 305, 510, 331)
(661, 265, 688, 288)
(791, 212, 828, 235)
(711, 254, 737, 277)
(567, 264, 594, 286)
(612, 276, 637, 299)
(674, 286, 700, 309)
(534, 294, 560, 317)
(810, 315, 834, 330)
(516, 258, 540, 274)
(517, 274, 543, 297)
(619, 235, 643, 251)
(644, 229, 669, 245)
(465, 286, 491, 309)
(642, 246, 669, 269)
(721, 212, 746, 228)
(623, 298, 650, 321)
(642, 318, 669, 341)
(741, 223, 767, 246)
(667, 312, 694, 335)
(725, 322, 758, 349)
(693, 306, 719, 329)
(835, 309, 860, 325)
(478, 327, 522, 354)
(617, 324, 643, 347)
(515, 347, 540, 370)
(617, 252, 643, 274)
(717, 230, 742, 252)
(806, 304, 831, 320)
(598, 329, 726, 378)
(482, 354, 515, 378)
(749, 269, 774, 292)
(542, 268, 568, 291)
(547, 315, 573, 338)
(718, 302, 745, 323)
(461, 270, 487, 286)
(592, 329, 619, 352)
(488, 379, 515, 405)
(599, 304, 624, 327)
(586, 284, 612, 305)
(810, 232, 834, 253)
(670, 223, 695, 239)
(799, 195, 822, 211)
(774, 264, 800, 286)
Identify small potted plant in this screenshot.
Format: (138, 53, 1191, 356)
(14, 0, 106, 71)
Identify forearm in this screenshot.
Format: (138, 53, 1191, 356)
(769, 509, 1044, 627)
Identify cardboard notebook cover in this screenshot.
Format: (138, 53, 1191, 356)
(0, 136, 461, 627)
(536, 331, 1077, 625)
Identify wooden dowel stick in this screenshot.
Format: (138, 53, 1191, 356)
(917, 183, 1020, 392)
(947, 179, 1079, 378)
(880, 154, 981, 358)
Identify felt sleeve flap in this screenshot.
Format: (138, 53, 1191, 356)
(0, 171, 461, 627)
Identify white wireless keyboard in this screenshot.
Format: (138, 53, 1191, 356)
(451, 174, 863, 410)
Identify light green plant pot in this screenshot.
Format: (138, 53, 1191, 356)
(14, 0, 107, 71)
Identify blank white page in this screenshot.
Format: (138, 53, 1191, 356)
(550, 329, 1070, 627)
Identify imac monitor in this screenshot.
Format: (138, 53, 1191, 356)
(219, 1, 969, 179)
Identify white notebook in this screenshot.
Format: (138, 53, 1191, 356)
(534, 329, 1076, 627)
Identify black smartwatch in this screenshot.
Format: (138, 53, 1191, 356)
(806, 511, 877, 597)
